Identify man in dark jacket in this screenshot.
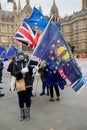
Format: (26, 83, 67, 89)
(0, 58, 4, 83)
(13, 51, 34, 121)
(0, 58, 4, 97)
(7, 56, 16, 91)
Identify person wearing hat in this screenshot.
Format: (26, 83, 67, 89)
(13, 51, 34, 121)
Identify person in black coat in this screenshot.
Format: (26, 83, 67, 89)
(0, 58, 4, 83)
(7, 56, 16, 91)
(0, 58, 4, 97)
(13, 51, 34, 121)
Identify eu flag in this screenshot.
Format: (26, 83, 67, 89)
(24, 7, 48, 31)
(0, 47, 6, 55)
(4, 45, 18, 61)
(24, 7, 61, 31)
(33, 20, 71, 68)
(0, 47, 6, 59)
(33, 20, 86, 93)
(44, 64, 65, 90)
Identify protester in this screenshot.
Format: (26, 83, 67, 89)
(43, 64, 65, 101)
(24, 52, 38, 96)
(13, 51, 34, 121)
(49, 84, 60, 101)
(0, 58, 4, 83)
(0, 58, 5, 97)
(7, 56, 16, 91)
(49, 71, 66, 101)
(39, 66, 49, 96)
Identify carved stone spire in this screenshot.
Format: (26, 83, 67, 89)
(50, 0, 60, 23)
(18, 0, 21, 12)
(82, 0, 87, 9)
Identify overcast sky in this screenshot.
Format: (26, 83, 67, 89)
(0, 0, 82, 18)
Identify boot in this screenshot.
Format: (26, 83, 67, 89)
(25, 107, 30, 121)
(40, 92, 45, 96)
(49, 98, 54, 102)
(20, 108, 25, 121)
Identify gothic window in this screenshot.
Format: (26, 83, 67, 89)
(6, 25, 10, 33)
(85, 20, 87, 28)
(7, 36, 10, 42)
(1, 24, 5, 33)
(76, 22, 80, 30)
(1, 36, 6, 43)
(70, 35, 73, 42)
(9, 26, 13, 34)
(76, 43, 81, 50)
(76, 33, 80, 40)
(70, 25, 73, 32)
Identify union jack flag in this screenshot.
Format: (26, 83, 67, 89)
(13, 21, 40, 48)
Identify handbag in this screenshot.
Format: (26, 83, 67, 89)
(16, 79, 26, 92)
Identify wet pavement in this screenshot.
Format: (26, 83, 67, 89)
(0, 75, 87, 130)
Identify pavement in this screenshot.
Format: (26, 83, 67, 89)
(0, 75, 87, 130)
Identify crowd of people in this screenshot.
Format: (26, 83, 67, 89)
(0, 51, 66, 121)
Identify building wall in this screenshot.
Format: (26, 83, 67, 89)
(0, 1, 32, 52)
(61, 12, 87, 57)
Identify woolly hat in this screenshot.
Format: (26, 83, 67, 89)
(17, 51, 24, 57)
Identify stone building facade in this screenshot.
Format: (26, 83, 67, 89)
(0, 0, 87, 57)
(61, 0, 87, 57)
(0, 0, 32, 51)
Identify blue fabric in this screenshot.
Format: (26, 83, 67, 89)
(24, 7, 61, 31)
(0, 47, 6, 58)
(24, 7, 48, 31)
(4, 45, 18, 61)
(43, 64, 65, 89)
(33, 20, 84, 91)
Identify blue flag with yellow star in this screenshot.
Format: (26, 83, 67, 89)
(24, 7, 61, 31)
(4, 45, 18, 61)
(43, 64, 65, 90)
(33, 20, 86, 93)
(33, 20, 71, 66)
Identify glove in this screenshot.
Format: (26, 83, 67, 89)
(33, 65, 39, 75)
(21, 67, 28, 74)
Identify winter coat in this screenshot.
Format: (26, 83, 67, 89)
(7, 61, 16, 76)
(13, 59, 33, 86)
(0, 60, 3, 70)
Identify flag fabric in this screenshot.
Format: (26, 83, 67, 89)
(24, 7, 48, 31)
(0, 47, 6, 59)
(33, 20, 86, 93)
(24, 7, 61, 31)
(4, 45, 18, 61)
(33, 20, 70, 67)
(0, 47, 6, 55)
(59, 60, 82, 85)
(43, 64, 66, 90)
(55, 23, 61, 30)
(13, 21, 40, 48)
